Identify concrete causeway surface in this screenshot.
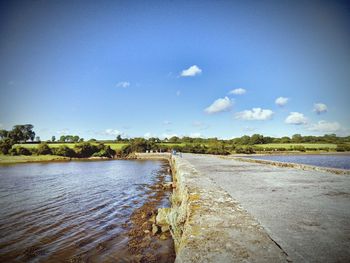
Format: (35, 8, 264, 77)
(183, 153, 350, 262)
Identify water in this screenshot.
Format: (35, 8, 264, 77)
(246, 154, 350, 170)
(0, 160, 174, 262)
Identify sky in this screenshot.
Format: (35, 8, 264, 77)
(1, 0, 350, 140)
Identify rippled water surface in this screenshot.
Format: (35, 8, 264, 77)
(0, 160, 172, 262)
(247, 154, 350, 169)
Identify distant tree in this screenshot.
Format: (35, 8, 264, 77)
(59, 135, 66, 142)
(51, 136, 56, 142)
(280, 136, 291, 143)
(9, 124, 35, 143)
(0, 130, 9, 139)
(169, 136, 180, 143)
(116, 135, 122, 142)
(240, 135, 251, 145)
(292, 134, 302, 143)
(250, 134, 264, 145)
(73, 135, 80, 142)
(79, 138, 84, 142)
(35, 136, 41, 143)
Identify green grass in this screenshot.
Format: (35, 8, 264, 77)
(0, 155, 69, 164)
(254, 143, 337, 149)
(16, 142, 128, 151)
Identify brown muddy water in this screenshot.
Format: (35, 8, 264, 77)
(0, 160, 175, 262)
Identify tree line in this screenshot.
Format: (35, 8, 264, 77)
(1, 124, 350, 156)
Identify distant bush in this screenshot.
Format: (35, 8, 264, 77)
(206, 146, 230, 155)
(74, 142, 98, 158)
(93, 144, 116, 158)
(307, 147, 318, 151)
(336, 144, 350, 152)
(37, 143, 52, 155)
(275, 147, 287, 151)
(52, 145, 76, 157)
(9, 146, 32, 156)
(235, 146, 255, 154)
(318, 147, 330, 152)
(292, 146, 306, 152)
(182, 144, 207, 154)
(0, 138, 15, 154)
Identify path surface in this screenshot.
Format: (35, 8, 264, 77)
(183, 153, 350, 262)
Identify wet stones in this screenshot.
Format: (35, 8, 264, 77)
(156, 208, 171, 227)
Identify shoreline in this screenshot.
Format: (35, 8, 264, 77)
(225, 154, 350, 175)
(1, 151, 349, 165)
(123, 159, 175, 262)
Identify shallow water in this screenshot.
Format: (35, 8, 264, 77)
(247, 154, 350, 170)
(0, 160, 173, 262)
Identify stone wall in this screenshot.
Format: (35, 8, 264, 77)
(168, 155, 289, 263)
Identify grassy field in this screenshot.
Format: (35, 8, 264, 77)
(254, 143, 337, 149)
(0, 155, 69, 164)
(16, 143, 128, 151)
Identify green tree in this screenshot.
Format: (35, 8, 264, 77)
(0, 130, 9, 139)
(51, 136, 56, 142)
(250, 134, 264, 144)
(9, 124, 35, 143)
(239, 135, 251, 145)
(292, 134, 302, 143)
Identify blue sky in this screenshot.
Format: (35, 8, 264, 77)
(1, 0, 350, 140)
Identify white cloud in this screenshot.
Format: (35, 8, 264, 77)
(204, 96, 232, 114)
(190, 132, 201, 138)
(116, 81, 130, 88)
(313, 103, 327, 114)
(308, 120, 341, 133)
(285, 112, 308, 125)
(275, 97, 289, 107)
(103, 129, 122, 136)
(161, 133, 178, 139)
(229, 88, 246, 95)
(235, 108, 274, 121)
(163, 120, 172, 125)
(180, 65, 202, 77)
